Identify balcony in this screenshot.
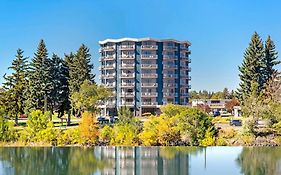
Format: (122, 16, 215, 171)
(120, 82, 135, 87)
(163, 64, 177, 69)
(100, 55, 115, 61)
(163, 74, 177, 78)
(180, 58, 191, 63)
(100, 64, 116, 70)
(120, 101, 135, 106)
(142, 101, 158, 106)
(120, 92, 135, 97)
(120, 64, 135, 69)
(120, 73, 135, 78)
(163, 83, 178, 88)
(163, 55, 177, 60)
(104, 101, 116, 106)
(120, 55, 135, 60)
(163, 46, 177, 50)
(141, 64, 158, 69)
(141, 83, 157, 87)
(104, 83, 116, 88)
(180, 93, 189, 97)
(100, 46, 115, 52)
(163, 92, 178, 97)
(120, 45, 135, 50)
(101, 73, 115, 79)
(141, 74, 158, 78)
(141, 92, 158, 97)
(141, 45, 158, 50)
(141, 55, 158, 59)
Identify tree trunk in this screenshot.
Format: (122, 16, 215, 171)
(67, 110, 71, 126)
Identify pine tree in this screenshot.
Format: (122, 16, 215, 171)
(26, 39, 51, 112)
(2, 49, 29, 125)
(49, 54, 71, 118)
(262, 36, 280, 85)
(237, 32, 264, 103)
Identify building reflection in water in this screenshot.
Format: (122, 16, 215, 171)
(95, 146, 202, 175)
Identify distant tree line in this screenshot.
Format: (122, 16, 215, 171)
(0, 39, 105, 125)
(189, 88, 235, 100)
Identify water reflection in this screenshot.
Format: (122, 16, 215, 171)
(0, 147, 280, 175)
(237, 147, 281, 175)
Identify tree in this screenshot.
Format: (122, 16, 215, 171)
(225, 99, 240, 112)
(48, 54, 71, 119)
(2, 49, 29, 125)
(78, 112, 99, 145)
(26, 40, 51, 112)
(71, 80, 110, 115)
(237, 32, 264, 103)
(262, 36, 280, 85)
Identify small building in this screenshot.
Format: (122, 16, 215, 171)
(233, 106, 241, 117)
(191, 99, 232, 112)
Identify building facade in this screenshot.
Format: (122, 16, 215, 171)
(99, 38, 191, 117)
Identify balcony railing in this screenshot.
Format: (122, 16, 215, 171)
(163, 64, 177, 69)
(141, 64, 158, 69)
(163, 46, 177, 50)
(101, 46, 115, 51)
(141, 45, 158, 50)
(100, 55, 115, 61)
(141, 55, 158, 59)
(120, 92, 135, 97)
(141, 92, 158, 96)
(102, 73, 115, 79)
(163, 74, 177, 78)
(142, 101, 158, 105)
(181, 93, 189, 97)
(163, 92, 179, 97)
(120, 55, 135, 59)
(141, 74, 158, 78)
(105, 101, 116, 106)
(120, 101, 135, 106)
(163, 83, 178, 88)
(121, 74, 135, 78)
(120, 83, 135, 87)
(120, 64, 135, 69)
(100, 64, 116, 70)
(104, 83, 115, 88)
(141, 83, 157, 87)
(120, 45, 135, 50)
(163, 55, 177, 60)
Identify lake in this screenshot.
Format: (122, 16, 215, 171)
(0, 146, 280, 175)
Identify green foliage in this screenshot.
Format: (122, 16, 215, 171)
(140, 105, 215, 146)
(27, 110, 49, 134)
(237, 32, 265, 103)
(99, 125, 113, 144)
(57, 128, 80, 146)
(2, 49, 29, 124)
(71, 80, 110, 113)
(200, 128, 216, 146)
(0, 108, 16, 142)
(110, 121, 140, 146)
(118, 106, 134, 123)
(26, 39, 51, 112)
(33, 122, 60, 145)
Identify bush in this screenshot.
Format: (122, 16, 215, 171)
(99, 125, 113, 144)
(240, 134, 255, 146)
(200, 128, 216, 146)
(216, 137, 228, 146)
(33, 122, 60, 145)
(111, 121, 140, 146)
(57, 128, 80, 146)
(27, 110, 49, 134)
(78, 112, 99, 145)
(0, 108, 16, 142)
(218, 128, 237, 139)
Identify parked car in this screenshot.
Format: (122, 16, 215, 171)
(229, 119, 242, 126)
(213, 111, 220, 117)
(97, 116, 109, 124)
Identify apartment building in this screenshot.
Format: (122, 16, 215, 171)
(99, 38, 191, 117)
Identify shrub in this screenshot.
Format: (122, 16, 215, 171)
(111, 121, 140, 146)
(240, 134, 255, 146)
(78, 112, 99, 145)
(218, 128, 237, 139)
(27, 110, 49, 134)
(0, 108, 16, 142)
(99, 125, 113, 144)
(33, 122, 60, 145)
(57, 128, 80, 146)
(200, 128, 216, 146)
(216, 137, 228, 146)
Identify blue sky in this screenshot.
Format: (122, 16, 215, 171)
(0, 0, 281, 91)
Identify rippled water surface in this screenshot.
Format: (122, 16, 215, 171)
(0, 147, 280, 175)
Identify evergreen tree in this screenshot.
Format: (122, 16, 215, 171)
(49, 54, 71, 118)
(26, 39, 51, 112)
(262, 36, 280, 85)
(2, 49, 29, 125)
(237, 32, 264, 103)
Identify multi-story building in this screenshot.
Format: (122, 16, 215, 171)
(99, 38, 191, 117)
